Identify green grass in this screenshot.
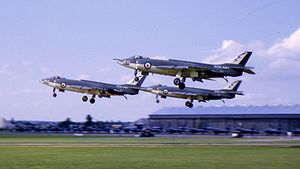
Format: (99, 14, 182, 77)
(0, 134, 235, 144)
(0, 146, 299, 169)
(0, 134, 300, 169)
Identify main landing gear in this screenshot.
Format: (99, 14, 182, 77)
(173, 78, 186, 90)
(82, 95, 96, 104)
(185, 101, 193, 108)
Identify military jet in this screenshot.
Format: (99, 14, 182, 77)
(40, 74, 147, 104)
(235, 127, 260, 135)
(187, 128, 208, 135)
(138, 80, 243, 108)
(292, 129, 300, 136)
(264, 128, 286, 135)
(203, 127, 231, 135)
(115, 51, 254, 89)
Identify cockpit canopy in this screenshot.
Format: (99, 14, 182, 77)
(52, 76, 61, 79)
(129, 55, 144, 60)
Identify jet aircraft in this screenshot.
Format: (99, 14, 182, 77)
(202, 127, 231, 135)
(235, 127, 260, 135)
(138, 80, 243, 108)
(264, 128, 286, 135)
(40, 74, 147, 104)
(115, 51, 254, 89)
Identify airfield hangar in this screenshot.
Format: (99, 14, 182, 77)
(148, 105, 300, 130)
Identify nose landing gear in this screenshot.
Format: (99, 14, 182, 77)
(52, 88, 57, 97)
(134, 69, 139, 82)
(155, 94, 160, 103)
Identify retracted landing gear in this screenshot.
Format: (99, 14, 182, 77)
(185, 101, 193, 108)
(174, 77, 186, 90)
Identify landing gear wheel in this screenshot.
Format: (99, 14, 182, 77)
(178, 83, 185, 90)
(82, 96, 88, 102)
(53, 93, 57, 97)
(156, 99, 160, 103)
(173, 78, 181, 86)
(90, 98, 95, 104)
(134, 77, 139, 82)
(185, 101, 193, 108)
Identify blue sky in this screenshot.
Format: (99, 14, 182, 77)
(0, 0, 300, 121)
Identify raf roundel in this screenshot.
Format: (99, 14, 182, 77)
(163, 89, 169, 94)
(144, 62, 152, 69)
(61, 83, 66, 88)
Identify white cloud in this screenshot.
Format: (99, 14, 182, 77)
(267, 28, 300, 59)
(202, 40, 246, 64)
(201, 27, 300, 78)
(77, 74, 91, 80)
(151, 56, 168, 60)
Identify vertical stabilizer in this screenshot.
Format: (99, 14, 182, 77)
(229, 51, 252, 66)
(223, 80, 242, 91)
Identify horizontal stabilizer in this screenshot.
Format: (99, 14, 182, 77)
(229, 65, 255, 75)
(225, 91, 244, 95)
(243, 67, 255, 74)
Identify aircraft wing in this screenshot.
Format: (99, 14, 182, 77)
(222, 90, 244, 95)
(67, 84, 106, 91)
(156, 65, 217, 75)
(170, 91, 198, 96)
(67, 84, 123, 94)
(156, 65, 189, 69)
(170, 91, 210, 97)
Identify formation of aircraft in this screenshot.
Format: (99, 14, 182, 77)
(115, 51, 254, 89)
(137, 80, 243, 108)
(41, 51, 255, 107)
(40, 74, 147, 104)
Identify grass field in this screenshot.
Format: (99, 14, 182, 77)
(0, 134, 300, 169)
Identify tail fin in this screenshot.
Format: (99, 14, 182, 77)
(229, 51, 252, 66)
(126, 74, 148, 86)
(223, 80, 242, 91)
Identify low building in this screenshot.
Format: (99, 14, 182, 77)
(148, 105, 300, 131)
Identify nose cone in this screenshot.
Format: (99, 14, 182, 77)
(117, 60, 124, 65)
(113, 58, 124, 65)
(114, 58, 131, 67)
(40, 78, 48, 85)
(40, 78, 53, 86)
